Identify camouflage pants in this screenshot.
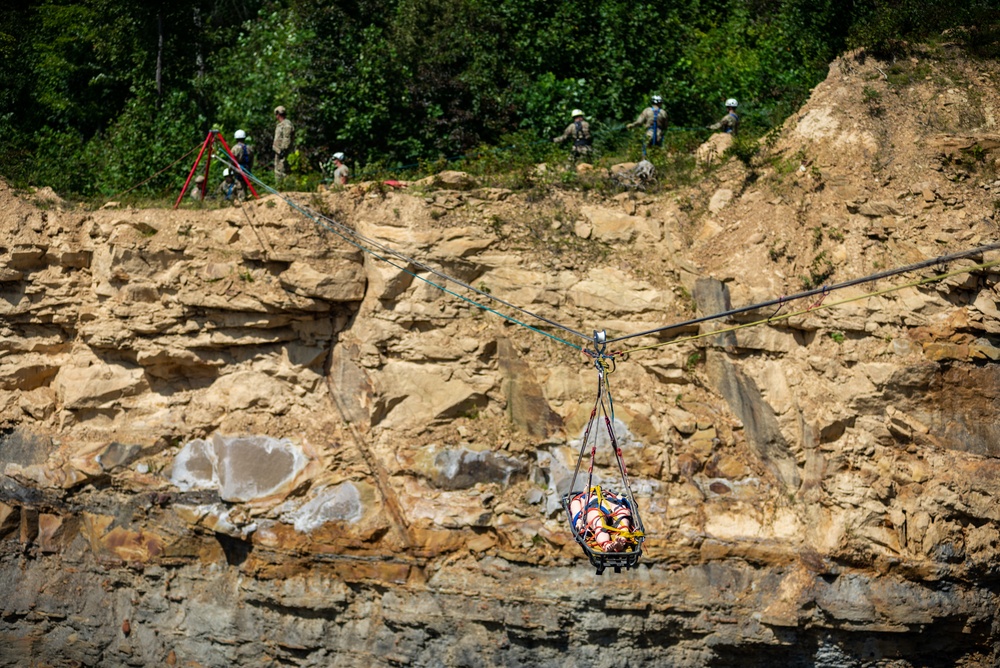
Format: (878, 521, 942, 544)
(274, 152, 289, 183)
(571, 144, 592, 163)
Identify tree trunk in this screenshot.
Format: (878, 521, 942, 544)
(155, 11, 163, 107)
(193, 7, 204, 79)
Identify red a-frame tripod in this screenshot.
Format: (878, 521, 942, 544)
(174, 129, 259, 208)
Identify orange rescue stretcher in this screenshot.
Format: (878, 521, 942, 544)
(563, 485, 644, 574)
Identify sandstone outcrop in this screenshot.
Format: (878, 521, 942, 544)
(3, 47, 1000, 667)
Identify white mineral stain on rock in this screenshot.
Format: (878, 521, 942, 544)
(431, 448, 524, 490)
(171, 434, 309, 502)
(284, 483, 363, 532)
(170, 438, 218, 491)
(542, 419, 644, 514)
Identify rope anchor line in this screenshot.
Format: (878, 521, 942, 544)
(211, 151, 1000, 366)
(606, 241, 1000, 346)
(617, 258, 1000, 357)
(200, 153, 1000, 575)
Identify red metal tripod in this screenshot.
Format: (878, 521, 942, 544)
(174, 129, 259, 208)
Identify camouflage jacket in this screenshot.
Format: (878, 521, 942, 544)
(554, 120, 591, 146)
(711, 111, 739, 134)
(273, 118, 295, 154)
(216, 179, 246, 201)
(333, 164, 350, 185)
(232, 142, 254, 171)
(629, 106, 667, 132)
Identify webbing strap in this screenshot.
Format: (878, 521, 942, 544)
(567, 357, 644, 548)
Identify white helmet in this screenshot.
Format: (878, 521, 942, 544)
(234, 129, 246, 140)
(222, 168, 231, 177)
(333, 152, 345, 161)
(571, 109, 585, 119)
(725, 98, 738, 108)
(651, 95, 662, 105)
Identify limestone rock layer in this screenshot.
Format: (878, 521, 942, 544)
(3, 49, 1000, 667)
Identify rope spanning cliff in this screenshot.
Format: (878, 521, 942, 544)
(215, 155, 591, 350)
(614, 256, 1000, 357)
(217, 151, 1000, 365)
(605, 240, 1000, 346)
(212, 153, 1000, 574)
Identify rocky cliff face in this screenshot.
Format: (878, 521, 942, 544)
(3, 47, 1000, 667)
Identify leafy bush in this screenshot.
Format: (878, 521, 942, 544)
(4, 0, 991, 196)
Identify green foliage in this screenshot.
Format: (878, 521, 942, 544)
(725, 133, 763, 171)
(200, 8, 314, 166)
(83, 89, 206, 196)
(686, 351, 702, 372)
(802, 251, 834, 289)
(848, 0, 1000, 58)
(811, 226, 823, 248)
(862, 85, 883, 116)
(2, 0, 992, 195)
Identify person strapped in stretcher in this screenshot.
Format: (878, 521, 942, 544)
(568, 486, 643, 553)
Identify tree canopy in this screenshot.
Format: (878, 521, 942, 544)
(0, 0, 994, 196)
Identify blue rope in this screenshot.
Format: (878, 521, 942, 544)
(216, 155, 586, 351)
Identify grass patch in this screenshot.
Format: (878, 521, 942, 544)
(862, 86, 884, 116)
(802, 251, 834, 289)
(686, 351, 702, 372)
(885, 61, 932, 88)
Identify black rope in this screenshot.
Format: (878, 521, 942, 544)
(606, 241, 1000, 345)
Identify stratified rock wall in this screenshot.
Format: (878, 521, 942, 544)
(3, 47, 1000, 667)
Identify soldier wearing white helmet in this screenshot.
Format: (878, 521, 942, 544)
(627, 94, 668, 147)
(216, 168, 245, 203)
(330, 152, 350, 186)
(231, 129, 254, 179)
(553, 109, 592, 162)
(710, 98, 740, 135)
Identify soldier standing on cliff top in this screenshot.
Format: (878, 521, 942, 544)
(330, 152, 350, 185)
(272, 106, 295, 184)
(553, 109, 592, 163)
(709, 98, 740, 135)
(627, 95, 668, 147)
(216, 168, 245, 203)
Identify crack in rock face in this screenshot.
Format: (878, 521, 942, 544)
(171, 434, 308, 503)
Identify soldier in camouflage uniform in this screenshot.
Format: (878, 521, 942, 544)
(216, 168, 246, 203)
(330, 152, 350, 186)
(627, 95, 668, 147)
(710, 99, 740, 135)
(272, 106, 295, 184)
(231, 129, 253, 188)
(232, 130, 253, 170)
(189, 175, 206, 202)
(553, 109, 592, 163)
